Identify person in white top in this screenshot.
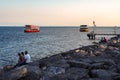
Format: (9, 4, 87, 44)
(24, 51, 31, 63)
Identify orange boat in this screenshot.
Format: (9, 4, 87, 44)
(24, 25, 40, 33)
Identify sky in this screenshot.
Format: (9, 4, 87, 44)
(0, 0, 120, 26)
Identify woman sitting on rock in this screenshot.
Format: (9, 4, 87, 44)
(14, 52, 26, 68)
(99, 37, 107, 43)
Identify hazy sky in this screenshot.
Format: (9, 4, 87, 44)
(0, 0, 120, 26)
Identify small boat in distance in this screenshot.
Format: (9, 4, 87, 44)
(80, 25, 89, 32)
(24, 25, 40, 33)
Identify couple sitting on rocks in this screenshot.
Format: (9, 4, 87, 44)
(99, 37, 107, 43)
(14, 51, 31, 68)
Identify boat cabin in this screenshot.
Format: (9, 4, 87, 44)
(24, 25, 40, 33)
(80, 25, 89, 32)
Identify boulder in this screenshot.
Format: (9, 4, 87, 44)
(65, 68, 89, 80)
(46, 66, 65, 77)
(91, 69, 120, 80)
(92, 59, 115, 66)
(67, 60, 91, 68)
(1, 66, 27, 80)
(44, 68, 89, 80)
(91, 62, 107, 69)
(99, 44, 107, 49)
(18, 64, 42, 80)
(3, 65, 14, 71)
(48, 60, 70, 69)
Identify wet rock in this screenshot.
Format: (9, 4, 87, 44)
(92, 58, 115, 66)
(67, 60, 91, 68)
(46, 54, 64, 63)
(44, 68, 89, 80)
(81, 58, 93, 64)
(48, 60, 70, 69)
(105, 49, 120, 58)
(91, 69, 119, 80)
(91, 62, 108, 69)
(65, 68, 89, 80)
(40, 66, 65, 80)
(46, 66, 65, 77)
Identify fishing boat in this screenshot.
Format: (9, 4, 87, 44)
(80, 25, 89, 32)
(24, 25, 40, 33)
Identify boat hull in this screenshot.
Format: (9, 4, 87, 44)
(24, 30, 40, 33)
(80, 29, 89, 32)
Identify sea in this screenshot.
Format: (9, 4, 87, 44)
(0, 26, 118, 68)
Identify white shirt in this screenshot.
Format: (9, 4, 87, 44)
(25, 54, 31, 63)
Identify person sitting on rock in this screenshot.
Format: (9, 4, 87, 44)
(99, 37, 107, 43)
(24, 51, 31, 64)
(14, 52, 26, 68)
(99, 37, 104, 43)
(19, 52, 25, 62)
(103, 37, 107, 43)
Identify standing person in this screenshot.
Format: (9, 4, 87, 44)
(24, 51, 31, 63)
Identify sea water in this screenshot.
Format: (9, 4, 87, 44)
(0, 26, 117, 68)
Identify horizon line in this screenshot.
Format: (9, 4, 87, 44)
(0, 25, 119, 27)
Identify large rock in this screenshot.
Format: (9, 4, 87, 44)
(40, 66, 65, 80)
(23, 65, 41, 80)
(92, 58, 115, 66)
(41, 68, 89, 80)
(0, 61, 42, 80)
(18, 63, 42, 80)
(65, 68, 89, 80)
(67, 60, 91, 68)
(0, 66, 27, 80)
(48, 60, 70, 69)
(3, 65, 14, 71)
(91, 62, 108, 69)
(91, 69, 120, 80)
(46, 66, 65, 76)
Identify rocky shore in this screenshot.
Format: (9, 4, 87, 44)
(1, 36, 120, 80)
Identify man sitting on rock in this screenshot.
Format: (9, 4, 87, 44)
(24, 51, 31, 64)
